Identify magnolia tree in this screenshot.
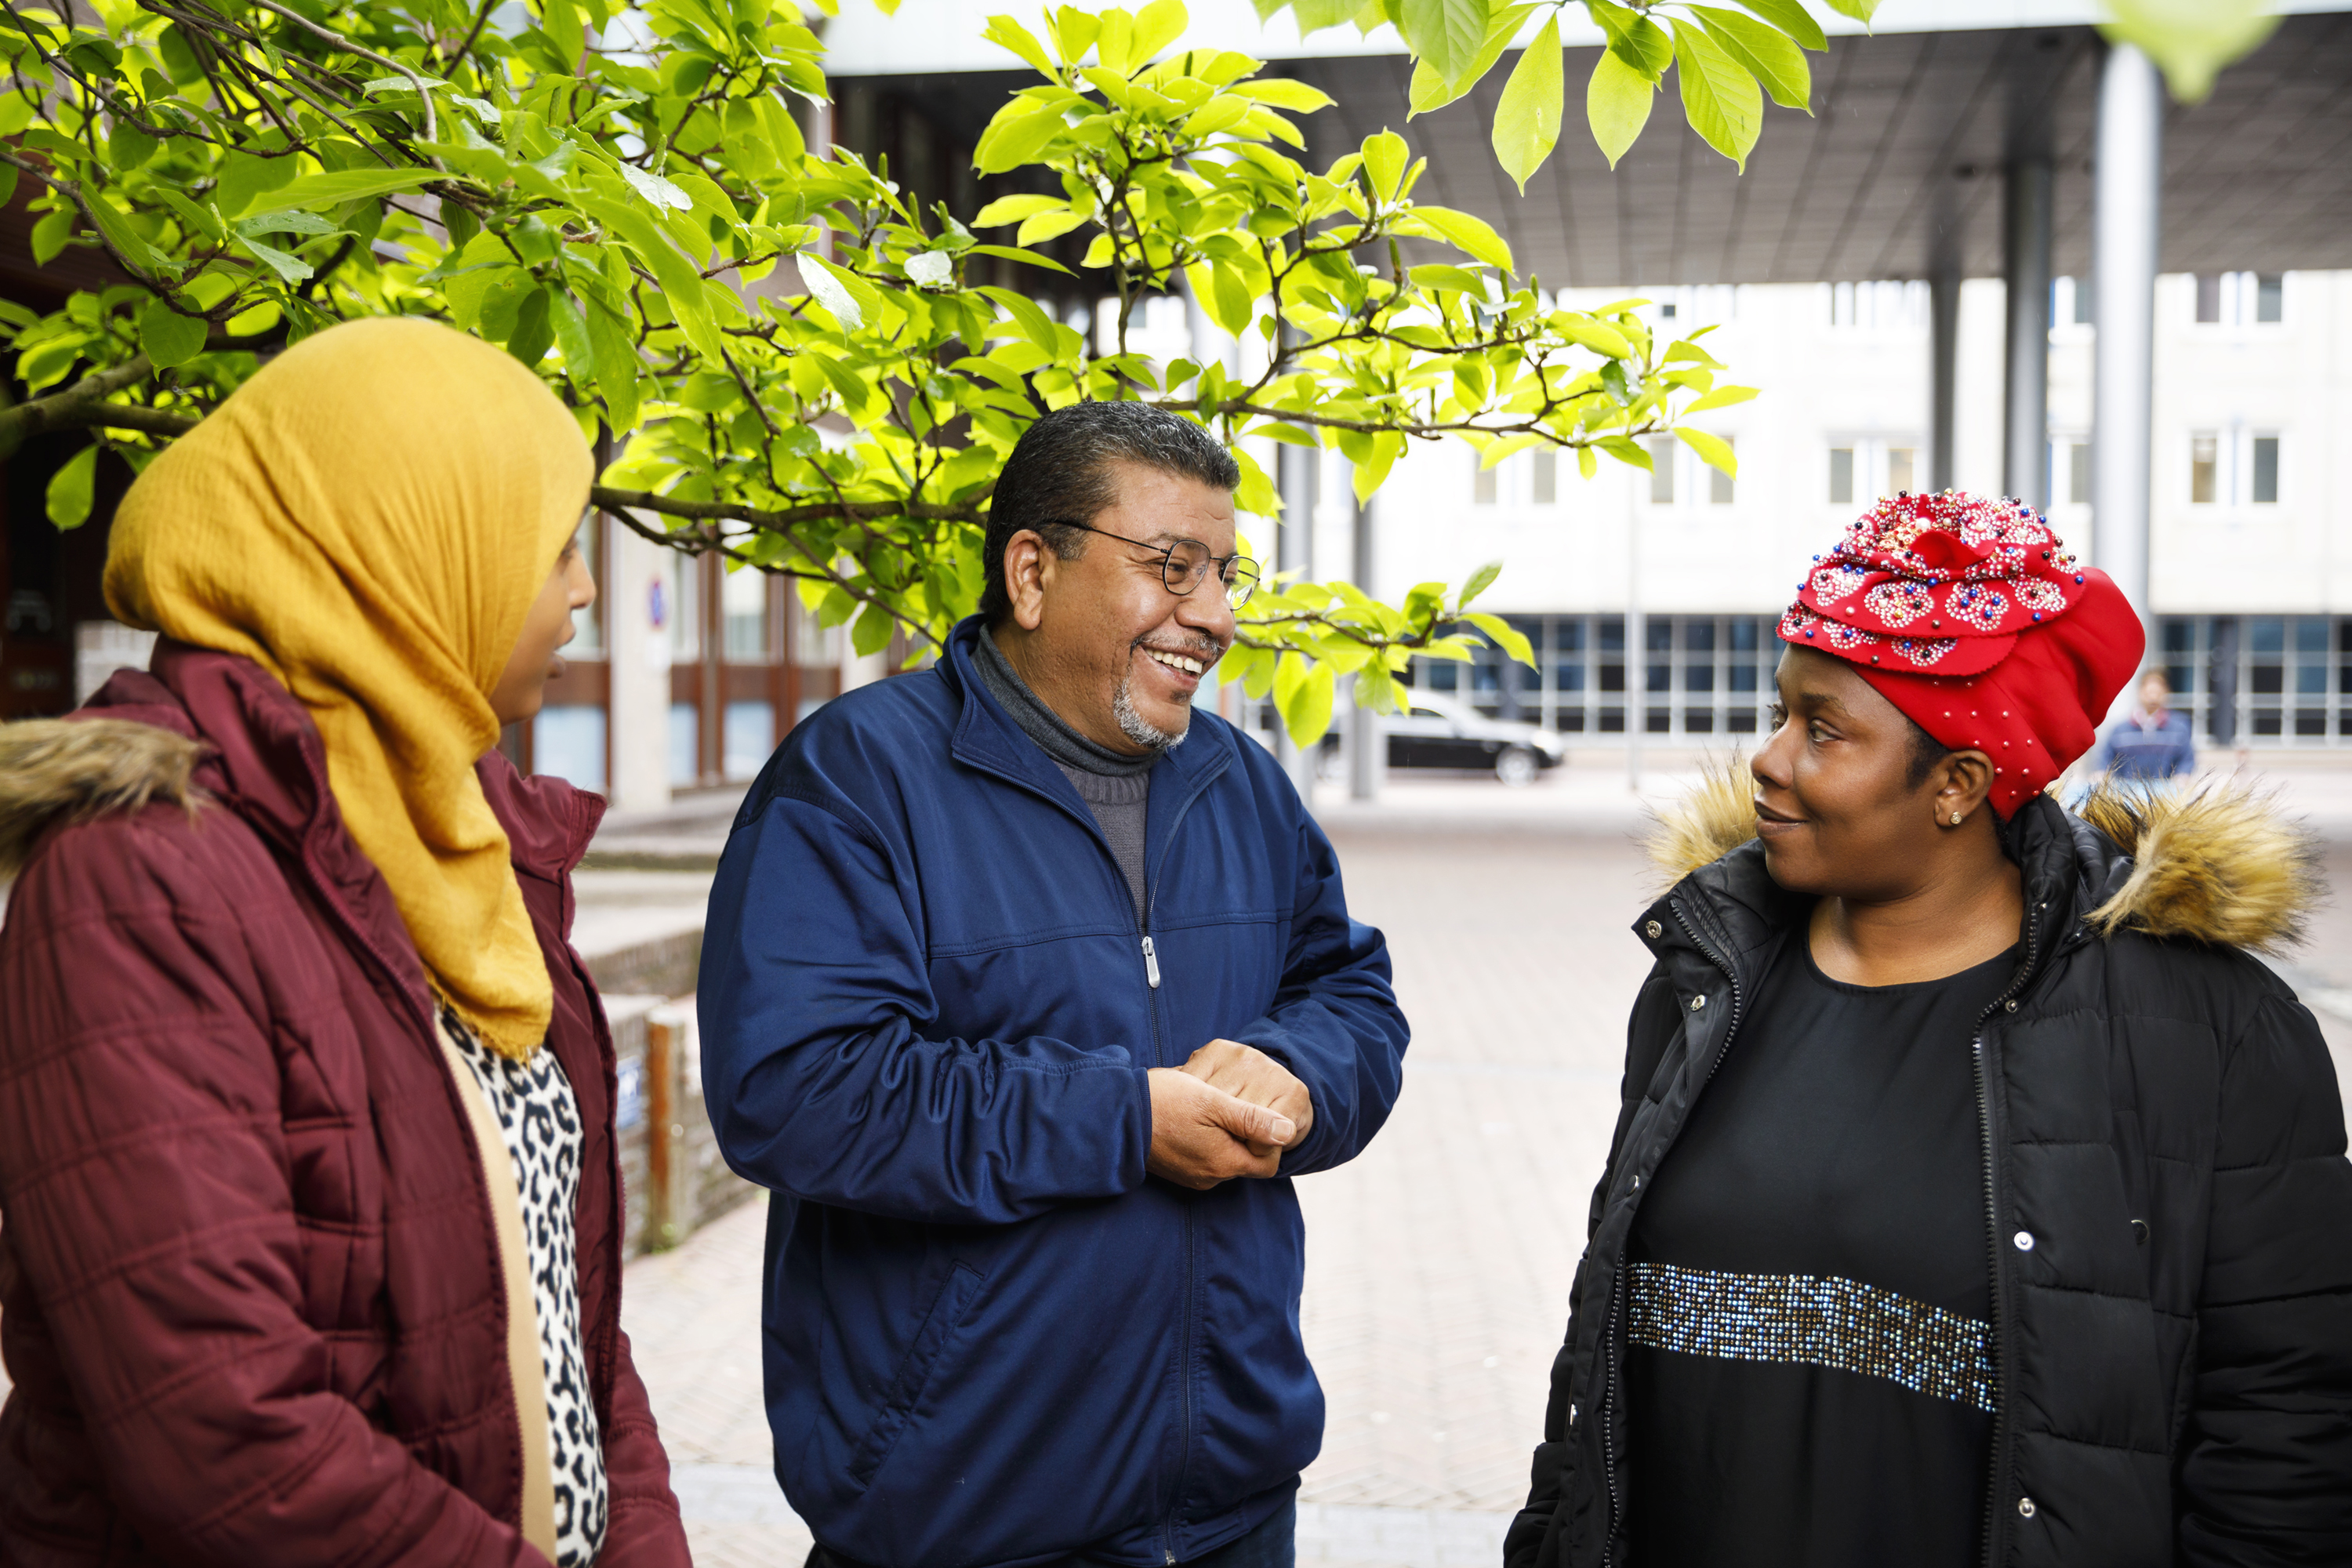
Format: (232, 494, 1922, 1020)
(0, 0, 1854, 744)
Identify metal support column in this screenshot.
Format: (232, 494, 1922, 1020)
(2003, 158, 2053, 508)
(1346, 476, 1380, 801)
(2092, 42, 2161, 637)
(1273, 443, 1318, 805)
(1930, 254, 1962, 492)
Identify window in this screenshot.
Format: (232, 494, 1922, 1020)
(532, 704, 606, 793)
(2198, 271, 2287, 327)
(1473, 459, 1497, 506)
(1647, 437, 1675, 504)
(724, 701, 775, 779)
(568, 511, 604, 654)
(1884, 447, 1916, 498)
(2190, 434, 2217, 504)
(2066, 442, 2090, 506)
(668, 702, 699, 786)
(1828, 281, 1929, 329)
(2195, 274, 2222, 324)
(1709, 441, 1734, 505)
(1532, 448, 1557, 505)
(2251, 435, 2278, 503)
(662, 551, 700, 660)
(723, 564, 771, 659)
(1829, 447, 1854, 506)
(2073, 276, 2093, 325)
(2256, 274, 2283, 323)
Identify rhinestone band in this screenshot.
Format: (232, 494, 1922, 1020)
(1627, 1261, 1998, 1411)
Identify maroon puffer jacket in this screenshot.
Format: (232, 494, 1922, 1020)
(0, 643, 688, 1566)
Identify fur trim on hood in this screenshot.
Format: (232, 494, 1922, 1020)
(0, 718, 208, 882)
(1646, 758, 2321, 954)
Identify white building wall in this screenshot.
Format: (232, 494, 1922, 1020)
(1364, 272, 2352, 624)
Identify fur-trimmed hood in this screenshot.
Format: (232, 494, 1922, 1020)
(0, 717, 208, 883)
(1646, 760, 2322, 954)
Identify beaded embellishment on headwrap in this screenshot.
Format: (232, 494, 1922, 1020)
(1776, 492, 2087, 677)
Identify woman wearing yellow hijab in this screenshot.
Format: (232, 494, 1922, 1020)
(0, 318, 690, 1566)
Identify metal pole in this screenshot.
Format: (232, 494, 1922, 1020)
(2002, 158, 2054, 509)
(1347, 471, 1380, 801)
(1930, 254, 1962, 492)
(2092, 41, 2161, 637)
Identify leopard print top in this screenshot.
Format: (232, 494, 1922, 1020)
(443, 1009, 609, 1566)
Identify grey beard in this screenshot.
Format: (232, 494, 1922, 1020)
(1112, 670, 1190, 751)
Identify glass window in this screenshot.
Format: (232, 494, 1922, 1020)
(663, 552, 700, 660)
(1828, 447, 1854, 506)
(1473, 461, 1497, 506)
(723, 564, 771, 659)
(794, 601, 841, 666)
(568, 511, 604, 655)
(2250, 436, 2278, 504)
(2067, 442, 2090, 505)
(2256, 274, 2282, 323)
(1553, 616, 1584, 694)
(2073, 276, 2093, 325)
(1709, 443, 1734, 505)
(532, 704, 606, 793)
(668, 702, 699, 786)
(724, 700, 775, 779)
(2190, 434, 2217, 504)
(1885, 447, 1916, 497)
(1532, 448, 1556, 505)
(1647, 437, 1675, 504)
(2195, 274, 2222, 324)
(1598, 615, 1625, 694)
(1426, 660, 1458, 691)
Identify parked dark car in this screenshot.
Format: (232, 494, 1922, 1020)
(1319, 691, 1567, 786)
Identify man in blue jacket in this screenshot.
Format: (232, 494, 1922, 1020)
(701, 400, 1411, 1568)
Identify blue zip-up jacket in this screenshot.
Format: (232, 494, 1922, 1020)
(699, 618, 1410, 1568)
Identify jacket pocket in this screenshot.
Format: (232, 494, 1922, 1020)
(848, 1261, 985, 1488)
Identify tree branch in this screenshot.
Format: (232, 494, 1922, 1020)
(0, 357, 202, 459)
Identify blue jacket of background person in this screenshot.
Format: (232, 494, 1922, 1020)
(2099, 706, 2196, 781)
(700, 615, 1410, 1568)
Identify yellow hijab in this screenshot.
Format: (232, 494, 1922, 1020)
(105, 318, 592, 1060)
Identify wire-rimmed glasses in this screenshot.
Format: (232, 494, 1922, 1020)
(1047, 519, 1261, 608)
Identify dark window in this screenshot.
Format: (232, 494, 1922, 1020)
(1599, 707, 1625, 732)
(2195, 274, 2222, 323)
(1685, 709, 1715, 733)
(2251, 437, 2278, 503)
(1730, 619, 1759, 652)
(1726, 710, 1759, 733)
(1427, 661, 1458, 691)
(1646, 707, 1672, 733)
(1559, 710, 1586, 731)
(2256, 274, 2283, 323)
(1685, 620, 1716, 654)
(1730, 663, 1758, 692)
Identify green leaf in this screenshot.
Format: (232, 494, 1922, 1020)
(1279, 656, 1337, 746)
(138, 297, 208, 368)
(1588, 0, 1673, 80)
(585, 297, 641, 432)
(975, 100, 1069, 173)
(967, 243, 1076, 274)
(233, 232, 314, 283)
(1236, 78, 1337, 113)
(1820, 0, 1876, 19)
(266, 169, 439, 212)
(980, 13, 1059, 76)
(1671, 20, 1762, 171)
(851, 600, 897, 657)
(974, 193, 1065, 227)
(1016, 209, 1088, 246)
(800, 253, 875, 332)
(1399, 0, 1491, 89)
(46, 445, 96, 529)
(1490, 16, 1563, 192)
(1676, 425, 1737, 476)
(1585, 47, 1653, 169)
(1457, 559, 1502, 606)
(1407, 2, 1536, 115)
(1682, 383, 1759, 412)
(547, 289, 593, 382)
(1463, 610, 1534, 665)
(85, 195, 166, 275)
(1687, 5, 1810, 111)
(2101, 0, 2277, 105)
(536, 0, 586, 68)
(1414, 205, 1513, 273)
(1730, 0, 1826, 52)
(1134, 0, 1189, 61)
(110, 121, 157, 170)
(1361, 129, 1409, 204)
(30, 208, 76, 267)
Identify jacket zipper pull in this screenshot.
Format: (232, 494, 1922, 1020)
(1141, 935, 1161, 989)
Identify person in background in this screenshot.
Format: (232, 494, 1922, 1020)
(2098, 666, 2198, 782)
(700, 400, 1411, 1568)
(1509, 492, 2352, 1568)
(0, 318, 688, 1566)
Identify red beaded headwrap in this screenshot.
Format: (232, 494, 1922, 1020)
(1778, 492, 2144, 818)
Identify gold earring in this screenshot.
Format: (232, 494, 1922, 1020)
(1950, 811, 1964, 826)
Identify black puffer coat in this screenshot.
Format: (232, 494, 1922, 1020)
(1507, 777, 2352, 1568)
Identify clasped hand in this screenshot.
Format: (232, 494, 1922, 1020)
(1145, 1039, 1316, 1191)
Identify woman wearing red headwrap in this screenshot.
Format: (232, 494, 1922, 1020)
(1508, 493, 2352, 1568)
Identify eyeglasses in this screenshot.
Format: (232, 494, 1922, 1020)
(1047, 519, 1260, 608)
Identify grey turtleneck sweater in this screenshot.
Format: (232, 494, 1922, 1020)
(974, 625, 1157, 920)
